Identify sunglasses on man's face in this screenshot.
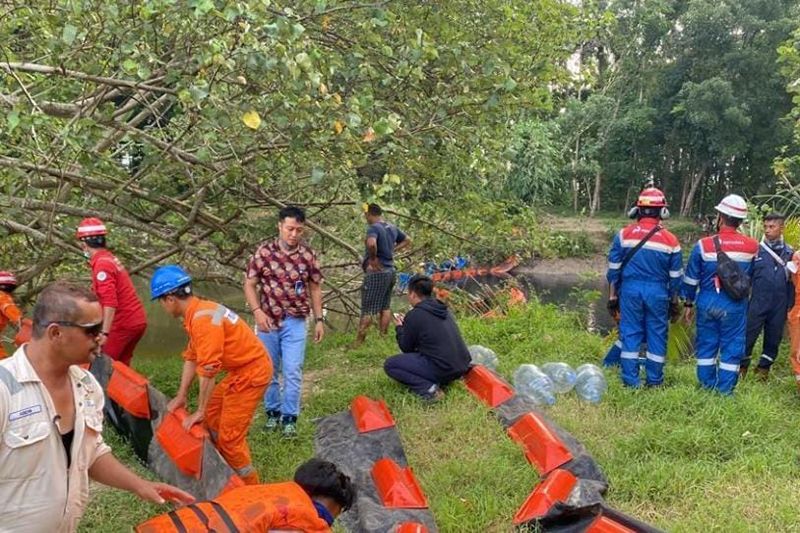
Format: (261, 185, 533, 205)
(41, 320, 104, 338)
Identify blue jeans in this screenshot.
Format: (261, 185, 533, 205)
(258, 317, 307, 421)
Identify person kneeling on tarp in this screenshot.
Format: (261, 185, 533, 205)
(151, 265, 272, 485)
(384, 274, 471, 401)
(136, 458, 355, 532)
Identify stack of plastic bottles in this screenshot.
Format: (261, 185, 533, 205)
(468, 345, 499, 371)
(514, 362, 607, 405)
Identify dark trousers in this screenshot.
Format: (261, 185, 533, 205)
(744, 298, 788, 369)
(384, 353, 441, 398)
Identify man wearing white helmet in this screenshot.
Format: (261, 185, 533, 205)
(681, 194, 758, 394)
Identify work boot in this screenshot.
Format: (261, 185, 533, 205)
(738, 366, 748, 380)
(754, 367, 770, 382)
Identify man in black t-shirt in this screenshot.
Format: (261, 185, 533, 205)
(354, 203, 411, 346)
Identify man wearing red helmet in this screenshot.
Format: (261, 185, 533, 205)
(0, 271, 22, 358)
(77, 218, 147, 366)
(606, 187, 683, 388)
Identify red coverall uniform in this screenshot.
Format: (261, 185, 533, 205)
(182, 297, 272, 484)
(89, 249, 147, 366)
(0, 291, 22, 358)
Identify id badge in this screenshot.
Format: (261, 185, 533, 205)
(295, 280, 305, 296)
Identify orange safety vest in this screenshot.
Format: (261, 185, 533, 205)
(135, 482, 331, 533)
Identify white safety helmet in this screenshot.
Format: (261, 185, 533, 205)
(714, 194, 748, 220)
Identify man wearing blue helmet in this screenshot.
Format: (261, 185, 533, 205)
(151, 265, 272, 484)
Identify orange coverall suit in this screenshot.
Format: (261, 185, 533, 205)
(787, 253, 800, 389)
(182, 297, 272, 484)
(0, 291, 22, 358)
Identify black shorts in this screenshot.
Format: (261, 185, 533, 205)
(361, 270, 396, 316)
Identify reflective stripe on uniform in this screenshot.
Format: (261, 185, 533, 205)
(608, 261, 622, 270)
(696, 358, 716, 366)
(669, 270, 683, 278)
(211, 305, 226, 326)
(620, 351, 639, 360)
(760, 354, 775, 362)
(646, 352, 666, 364)
(719, 362, 739, 372)
(0, 366, 22, 395)
(683, 276, 699, 286)
(614, 340, 622, 348)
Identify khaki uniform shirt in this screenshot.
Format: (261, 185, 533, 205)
(0, 347, 111, 532)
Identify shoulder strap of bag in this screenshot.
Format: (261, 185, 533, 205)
(760, 240, 787, 267)
(620, 224, 663, 272)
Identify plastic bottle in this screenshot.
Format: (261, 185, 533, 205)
(574, 364, 607, 404)
(468, 345, 499, 370)
(541, 362, 577, 393)
(513, 364, 556, 406)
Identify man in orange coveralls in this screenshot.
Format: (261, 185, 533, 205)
(0, 271, 23, 358)
(76, 217, 148, 366)
(135, 458, 355, 532)
(786, 252, 800, 392)
(151, 264, 272, 484)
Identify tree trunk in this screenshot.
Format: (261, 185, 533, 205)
(590, 168, 602, 216)
(572, 136, 580, 212)
(680, 162, 708, 217)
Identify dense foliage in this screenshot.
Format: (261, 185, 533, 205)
(0, 0, 579, 308)
(508, 0, 800, 216)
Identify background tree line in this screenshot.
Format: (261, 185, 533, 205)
(508, 0, 800, 217)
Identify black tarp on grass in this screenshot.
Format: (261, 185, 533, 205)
(315, 410, 438, 533)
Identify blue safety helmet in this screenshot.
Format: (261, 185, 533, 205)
(150, 265, 192, 300)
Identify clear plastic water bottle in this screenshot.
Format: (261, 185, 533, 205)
(468, 345, 499, 370)
(513, 364, 556, 406)
(575, 364, 607, 404)
(541, 362, 577, 393)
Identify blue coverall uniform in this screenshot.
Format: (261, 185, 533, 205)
(743, 239, 794, 371)
(681, 227, 758, 394)
(606, 217, 683, 387)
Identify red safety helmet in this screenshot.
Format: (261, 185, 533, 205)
(637, 187, 668, 208)
(76, 217, 108, 239)
(0, 271, 17, 286)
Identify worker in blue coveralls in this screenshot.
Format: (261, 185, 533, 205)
(681, 194, 758, 394)
(606, 187, 683, 387)
(740, 212, 795, 380)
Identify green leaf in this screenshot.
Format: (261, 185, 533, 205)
(62, 24, 78, 45)
(7, 111, 20, 133)
(122, 59, 138, 74)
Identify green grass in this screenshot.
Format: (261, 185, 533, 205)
(79, 300, 800, 532)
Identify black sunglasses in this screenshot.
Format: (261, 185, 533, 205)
(41, 320, 104, 338)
